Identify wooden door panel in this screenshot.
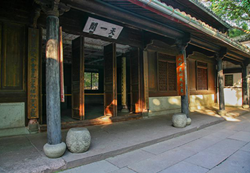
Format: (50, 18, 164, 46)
(104, 43, 117, 116)
(130, 48, 142, 113)
(71, 36, 85, 120)
(1, 23, 25, 90)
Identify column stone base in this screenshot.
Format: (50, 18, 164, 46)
(121, 105, 129, 113)
(43, 142, 66, 158)
(242, 105, 249, 109)
(28, 119, 39, 134)
(218, 110, 227, 116)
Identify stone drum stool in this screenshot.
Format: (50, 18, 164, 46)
(66, 127, 91, 153)
(172, 113, 187, 128)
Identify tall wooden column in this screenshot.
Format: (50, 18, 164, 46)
(46, 14, 61, 145)
(177, 37, 190, 118)
(42, 3, 66, 158)
(121, 56, 129, 112)
(242, 64, 249, 108)
(217, 57, 226, 114)
(180, 48, 189, 117)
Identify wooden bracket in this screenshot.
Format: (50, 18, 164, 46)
(175, 34, 191, 55)
(215, 47, 227, 60)
(35, 0, 70, 16)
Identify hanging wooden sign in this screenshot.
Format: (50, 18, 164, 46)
(83, 17, 123, 39)
(27, 28, 39, 119)
(176, 54, 186, 96)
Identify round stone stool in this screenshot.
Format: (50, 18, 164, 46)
(172, 113, 187, 128)
(186, 118, 192, 125)
(66, 127, 91, 153)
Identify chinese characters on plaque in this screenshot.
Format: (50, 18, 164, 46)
(83, 17, 123, 39)
(28, 28, 39, 119)
(176, 54, 186, 96)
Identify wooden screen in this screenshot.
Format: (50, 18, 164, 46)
(104, 43, 117, 116)
(71, 36, 85, 120)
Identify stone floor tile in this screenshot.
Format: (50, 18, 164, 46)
(159, 161, 209, 173)
(62, 160, 119, 173)
(108, 167, 136, 173)
(204, 138, 246, 157)
(207, 150, 250, 173)
(241, 142, 250, 152)
(228, 131, 250, 142)
(128, 148, 195, 173)
(106, 149, 154, 168)
(180, 136, 221, 153)
(185, 151, 228, 169)
(142, 129, 211, 155)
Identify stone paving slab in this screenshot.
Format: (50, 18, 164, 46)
(207, 150, 250, 173)
(108, 167, 136, 173)
(241, 142, 250, 152)
(185, 150, 229, 169)
(62, 160, 119, 173)
(159, 161, 209, 173)
(141, 128, 211, 155)
(228, 131, 250, 142)
(106, 149, 155, 168)
(0, 108, 249, 173)
(185, 138, 246, 169)
(127, 148, 195, 173)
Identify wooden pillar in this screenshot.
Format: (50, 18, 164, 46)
(176, 36, 190, 118)
(242, 64, 249, 108)
(121, 56, 129, 112)
(180, 48, 189, 118)
(217, 58, 226, 114)
(45, 14, 61, 145)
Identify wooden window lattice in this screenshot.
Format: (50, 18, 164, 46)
(197, 61, 208, 90)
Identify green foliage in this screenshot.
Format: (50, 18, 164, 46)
(229, 23, 249, 37)
(207, 0, 250, 37)
(210, 0, 250, 22)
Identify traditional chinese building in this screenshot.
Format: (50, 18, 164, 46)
(0, 0, 250, 152)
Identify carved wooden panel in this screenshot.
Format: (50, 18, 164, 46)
(1, 23, 25, 91)
(158, 60, 167, 91)
(168, 62, 176, 91)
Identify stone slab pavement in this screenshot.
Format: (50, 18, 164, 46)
(61, 112, 250, 173)
(0, 107, 249, 173)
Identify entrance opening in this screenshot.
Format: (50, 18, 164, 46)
(41, 30, 135, 124)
